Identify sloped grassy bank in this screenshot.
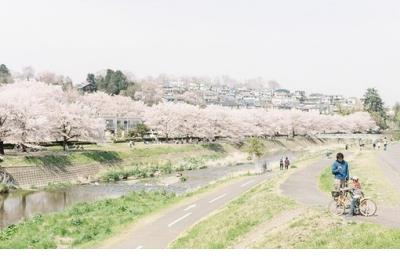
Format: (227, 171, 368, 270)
(0, 191, 179, 248)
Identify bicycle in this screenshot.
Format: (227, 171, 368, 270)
(328, 188, 377, 216)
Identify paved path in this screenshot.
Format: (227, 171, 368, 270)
(376, 143, 400, 191)
(280, 158, 331, 206)
(100, 173, 275, 249)
(365, 143, 400, 228)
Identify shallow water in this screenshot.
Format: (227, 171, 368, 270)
(0, 183, 170, 230)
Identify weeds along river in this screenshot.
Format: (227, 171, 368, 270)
(0, 182, 182, 230)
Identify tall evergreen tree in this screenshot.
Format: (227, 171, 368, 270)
(0, 64, 13, 84)
(85, 73, 98, 92)
(96, 69, 129, 95)
(363, 88, 387, 129)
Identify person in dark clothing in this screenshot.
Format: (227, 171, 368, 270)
(279, 158, 284, 170)
(331, 152, 349, 190)
(284, 157, 290, 170)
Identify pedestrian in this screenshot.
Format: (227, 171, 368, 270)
(331, 152, 349, 190)
(372, 142, 376, 150)
(345, 144, 348, 150)
(284, 157, 290, 170)
(280, 158, 284, 170)
(128, 140, 134, 148)
(384, 141, 388, 151)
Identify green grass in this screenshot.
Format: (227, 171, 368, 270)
(350, 151, 400, 205)
(0, 171, 255, 249)
(169, 153, 324, 249)
(170, 173, 298, 248)
(1, 143, 229, 168)
(44, 182, 73, 192)
(100, 155, 216, 182)
(0, 191, 179, 248)
(319, 166, 333, 193)
(297, 222, 400, 248)
(0, 184, 9, 194)
(252, 208, 400, 248)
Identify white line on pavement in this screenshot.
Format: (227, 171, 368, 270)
(184, 204, 197, 211)
(208, 193, 227, 203)
(136, 245, 143, 249)
(168, 212, 193, 227)
(240, 180, 255, 187)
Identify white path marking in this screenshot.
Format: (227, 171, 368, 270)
(168, 212, 193, 227)
(136, 245, 143, 249)
(208, 193, 227, 203)
(240, 180, 255, 187)
(184, 204, 197, 211)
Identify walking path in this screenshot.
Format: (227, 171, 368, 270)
(100, 172, 275, 248)
(280, 158, 331, 206)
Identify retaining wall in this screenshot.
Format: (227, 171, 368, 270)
(2, 164, 106, 188)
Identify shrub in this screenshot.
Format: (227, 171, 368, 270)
(0, 183, 9, 194)
(180, 176, 188, 182)
(102, 170, 121, 182)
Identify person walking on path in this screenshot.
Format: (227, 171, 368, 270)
(331, 152, 349, 190)
(280, 158, 284, 170)
(284, 157, 290, 170)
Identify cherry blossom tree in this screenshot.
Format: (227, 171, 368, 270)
(0, 80, 379, 152)
(0, 81, 106, 151)
(143, 103, 180, 141)
(47, 101, 105, 151)
(0, 104, 12, 155)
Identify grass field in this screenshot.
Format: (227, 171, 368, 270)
(252, 208, 400, 248)
(1, 143, 231, 168)
(169, 156, 321, 249)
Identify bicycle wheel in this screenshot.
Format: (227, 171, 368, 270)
(328, 199, 345, 215)
(359, 198, 377, 216)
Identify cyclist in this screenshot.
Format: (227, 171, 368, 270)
(331, 152, 349, 190)
(347, 176, 363, 217)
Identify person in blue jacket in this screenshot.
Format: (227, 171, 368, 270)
(332, 152, 349, 190)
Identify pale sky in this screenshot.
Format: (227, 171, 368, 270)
(1, 0, 399, 105)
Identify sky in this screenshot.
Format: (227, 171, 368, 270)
(1, 0, 399, 105)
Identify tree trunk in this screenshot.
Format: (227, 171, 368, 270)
(0, 141, 4, 155)
(63, 136, 67, 151)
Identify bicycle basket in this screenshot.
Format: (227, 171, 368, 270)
(331, 191, 340, 197)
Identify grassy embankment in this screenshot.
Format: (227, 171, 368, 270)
(0, 172, 255, 249)
(0, 191, 178, 248)
(1, 143, 230, 167)
(251, 209, 400, 248)
(251, 150, 400, 248)
(170, 154, 320, 248)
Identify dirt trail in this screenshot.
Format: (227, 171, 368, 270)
(233, 206, 308, 248)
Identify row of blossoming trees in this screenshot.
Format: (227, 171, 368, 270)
(0, 81, 377, 154)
